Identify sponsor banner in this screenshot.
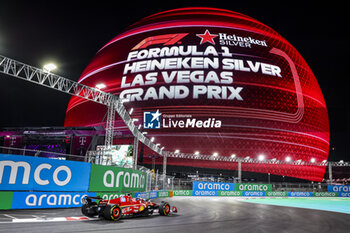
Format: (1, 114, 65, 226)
(192, 190, 218, 196)
(88, 164, 147, 192)
(173, 190, 192, 196)
(134, 192, 149, 199)
(339, 192, 350, 197)
(265, 191, 288, 197)
(0, 154, 90, 191)
(149, 191, 158, 199)
(242, 191, 265, 197)
(235, 183, 272, 191)
(96, 192, 129, 200)
(158, 191, 173, 198)
(193, 181, 235, 192)
(313, 192, 339, 197)
(219, 191, 242, 196)
(0, 191, 14, 209)
(288, 192, 313, 197)
(12, 192, 95, 209)
(328, 185, 350, 193)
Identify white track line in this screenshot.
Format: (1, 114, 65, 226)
(12, 216, 98, 223)
(3, 214, 17, 219)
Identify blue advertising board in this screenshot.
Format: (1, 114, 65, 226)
(339, 192, 350, 197)
(149, 191, 158, 199)
(242, 191, 265, 197)
(328, 185, 350, 193)
(192, 181, 235, 196)
(192, 190, 218, 196)
(11, 192, 95, 209)
(288, 192, 313, 197)
(134, 192, 149, 199)
(0, 154, 91, 191)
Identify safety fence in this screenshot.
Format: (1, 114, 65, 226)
(133, 181, 350, 199)
(172, 178, 331, 192)
(133, 190, 349, 199)
(0, 146, 85, 161)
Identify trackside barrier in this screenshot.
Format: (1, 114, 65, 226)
(173, 190, 192, 196)
(88, 164, 147, 193)
(2, 154, 350, 210)
(328, 185, 350, 192)
(114, 190, 349, 199)
(236, 183, 272, 191)
(0, 154, 90, 191)
(192, 181, 273, 196)
(11, 192, 96, 209)
(288, 192, 313, 197)
(219, 191, 242, 196)
(266, 191, 288, 197)
(327, 185, 350, 197)
(134, 190, 173, 199)
(0, 153, 148, 209)
(2, 190, 349, 210)
(313, 192, 338, 197)
(0, 191, 13, 209)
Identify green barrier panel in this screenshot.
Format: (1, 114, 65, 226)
(89, 164, 147, 192)
(173, 190, 193, 196)
(313, 192, 339, 197)
(96, 192, 130, 200)
(158, 191, 170, 198)
(0, 192, 14, 210)
(235, 183, 272, 191)
(266, 191, 288, 197)
(219, 191, 242, 196)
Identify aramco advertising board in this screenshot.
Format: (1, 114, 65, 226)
(65, 7, 329, 181)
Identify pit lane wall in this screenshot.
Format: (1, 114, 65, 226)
(0, 154, 147, 209)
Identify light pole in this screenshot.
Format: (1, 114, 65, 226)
(238, 160, 242, 183)
(328, 162, 333, 185)
(43, 63, 56, 73)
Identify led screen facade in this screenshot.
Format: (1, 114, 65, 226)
(65, 8, 329, 181)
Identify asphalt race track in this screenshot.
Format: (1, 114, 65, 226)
(1, 197, 350, 233)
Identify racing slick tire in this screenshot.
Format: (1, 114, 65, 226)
(81, 202, 98, 217)
(159, 202, 171, 216)
(104, 204, 122, 221)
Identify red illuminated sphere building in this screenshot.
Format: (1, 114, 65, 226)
(65, 8, 329, 181)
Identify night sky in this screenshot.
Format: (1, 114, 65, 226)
(0, 1, 348, 161)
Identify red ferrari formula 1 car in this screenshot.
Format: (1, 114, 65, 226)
(81, 195, 178, 221)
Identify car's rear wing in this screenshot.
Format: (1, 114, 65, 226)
(85, 196, 103, 200)
(82, 196, 103, 204)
